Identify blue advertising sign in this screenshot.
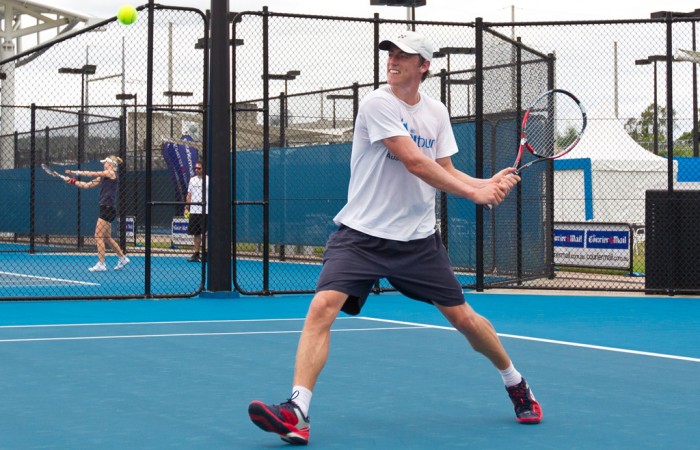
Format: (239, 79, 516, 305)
(171, 217, 194, 246)
(553, 229, 585, 248)
(554, 223, 631, 270)
(586, 231, 629, 250)
(162, 135, 198, 215)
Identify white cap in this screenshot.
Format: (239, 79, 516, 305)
(379, 31, 433, 62)
(100, 157, 118, 166)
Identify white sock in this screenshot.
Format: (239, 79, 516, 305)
(291, 385, 312, 417)
(499, 363, 523, 387)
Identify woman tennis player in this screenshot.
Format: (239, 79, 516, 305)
(65, 155, 130, 272)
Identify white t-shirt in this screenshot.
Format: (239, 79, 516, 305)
(333, 85, 459, 241)
(187, 175, 209, 214)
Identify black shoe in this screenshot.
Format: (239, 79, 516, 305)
(187, 254, 200, 262)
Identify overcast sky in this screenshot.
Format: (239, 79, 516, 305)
(14, 0, 699, 126)
(48, 0, 700, 23)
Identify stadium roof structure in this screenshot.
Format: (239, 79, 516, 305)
(0, 0, 100, 57)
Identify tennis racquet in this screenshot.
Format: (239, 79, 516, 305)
(485, 88, 587, 210)
(41, 163, 69, 181)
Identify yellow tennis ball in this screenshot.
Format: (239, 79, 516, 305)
(117, 5, 138, 25)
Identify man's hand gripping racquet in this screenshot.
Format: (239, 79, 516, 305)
(485, 88, 587, 209)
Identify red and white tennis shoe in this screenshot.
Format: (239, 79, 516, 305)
(506, 377, 543, 424)
(248, 398, 310, 445)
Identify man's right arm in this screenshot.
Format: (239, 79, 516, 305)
(383, 135, 513, 206)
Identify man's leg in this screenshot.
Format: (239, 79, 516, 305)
(293, 290, 347, 389)
(248, 290, 347, 444)
(435, 302, 511, 369)
(436, 302, 542, 424)
(193, 234, 202, 255)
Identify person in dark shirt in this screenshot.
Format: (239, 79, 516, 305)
(65, 155, 130, 272)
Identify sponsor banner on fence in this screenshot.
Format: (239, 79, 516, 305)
(125, 216, 135, 242)
(554, 223, 631, 269)
(172, 217, 194, 247)
(162, 135, 198, 216)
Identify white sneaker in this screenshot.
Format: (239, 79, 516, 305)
(114, 256, 130, 270)
(88, 262, 107, 272)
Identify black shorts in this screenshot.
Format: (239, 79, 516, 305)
(187, 213, 206, 235)
(99, 204, 117, 223)
(316, 225, 465, 315)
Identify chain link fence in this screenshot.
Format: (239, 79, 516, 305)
(484, 17, 700, 293)
(2, 6, 699, 299)
(0, 5, 207, 299)
(232, 11, 700, 295)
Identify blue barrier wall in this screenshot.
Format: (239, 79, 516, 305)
(0, 162, 178, 238)
(1, 163, 101, 236)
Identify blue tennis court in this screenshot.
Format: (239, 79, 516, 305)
(0, 247, 490, 298)
(0, 291, 697, 449)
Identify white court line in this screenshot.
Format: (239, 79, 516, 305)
(0, 325, 426, 343)
(0, 271, 99, 286)
(0, 317, 362, 329)
(0, 318, 306, 329)
(2, 316, 698, 364)
(358, 316, 700, 363)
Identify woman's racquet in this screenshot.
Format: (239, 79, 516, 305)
(486, 88, 587, 209)
(41, 163, 69, 181)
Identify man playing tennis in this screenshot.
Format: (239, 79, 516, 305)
(248, 31, 541, 445)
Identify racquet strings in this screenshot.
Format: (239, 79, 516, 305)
(41, 163, 65, 179)
(41, 163, 58, 176)
(525, 91, 585, 159)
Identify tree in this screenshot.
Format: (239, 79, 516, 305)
(676, 110, 700, 144)
(556, 126, 579, 150)
(625, 103, 671, 153)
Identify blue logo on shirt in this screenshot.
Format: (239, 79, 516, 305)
(401, 117, 435, 150)
(385, 116, 435, 160)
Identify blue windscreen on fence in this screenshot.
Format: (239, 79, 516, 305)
(2, 121, 545, 276)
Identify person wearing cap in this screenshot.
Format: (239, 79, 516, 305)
(184, 162, 208, 262)
(248, 31, 539, 445)
(65, 155, 130, 272)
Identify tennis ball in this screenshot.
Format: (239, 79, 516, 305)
(184, 211, 190, 219)
(117, 5, 138, 25)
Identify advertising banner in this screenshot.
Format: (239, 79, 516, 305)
(554, 223, 632, 270)
(172, 217, 194, 246)
(162, 135, 198, 215)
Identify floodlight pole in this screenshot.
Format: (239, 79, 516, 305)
(116, 93, 139, 228)
(58, 64, 96, 248)
(652, 60, 659, 155)
(266, 70, 300, 146)
(163, 90, 193, 139)
(436, 46, 475, 115)
(327, 94, 354, 128)
(694, 22, 698, 157)
(369, 0, 426, 30)
(635, 58, 660, 155)
(652, 9, 700, 156)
